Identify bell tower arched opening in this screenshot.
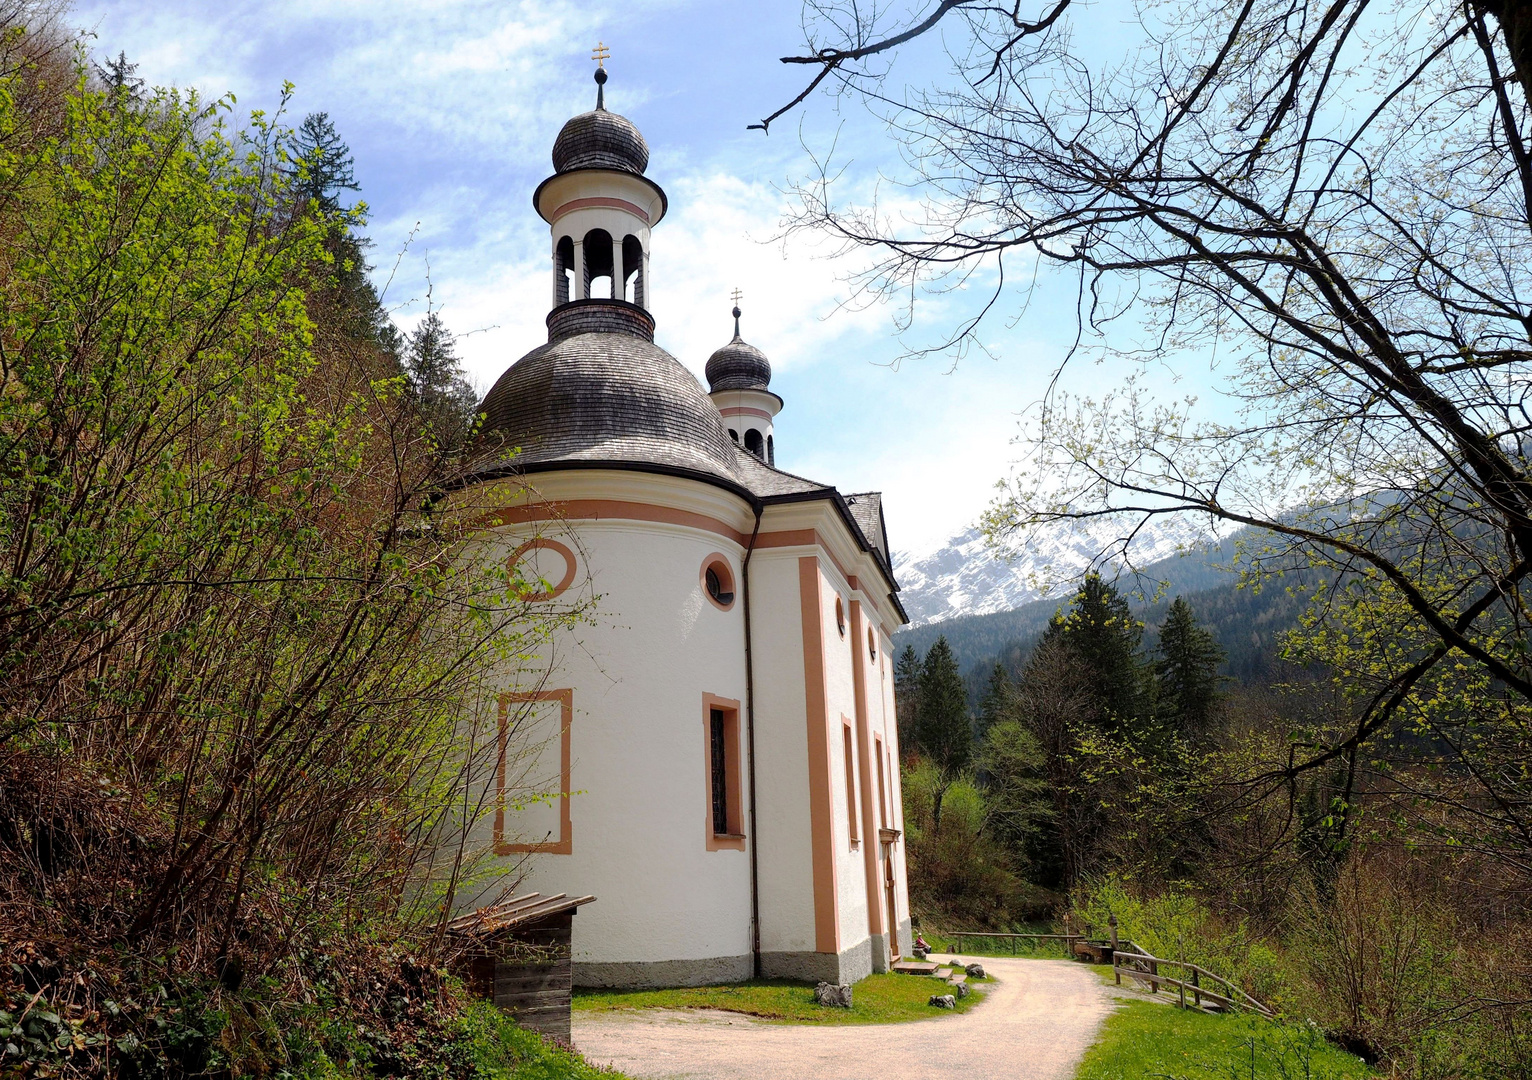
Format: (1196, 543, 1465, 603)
(555, 235, 576, 305)
(622, 234, 644, 306)
(584, 228, 615, 299)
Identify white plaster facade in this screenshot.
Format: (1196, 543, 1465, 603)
(459, 75, 912, 988)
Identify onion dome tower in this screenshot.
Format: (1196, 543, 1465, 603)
(534, 63, 666, 309)
(477, 63, 739, 485)
(706, 300, 783, 466)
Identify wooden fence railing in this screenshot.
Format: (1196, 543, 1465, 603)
(1111, 949, 1273, 1018)
(947, 931, 1083, 955)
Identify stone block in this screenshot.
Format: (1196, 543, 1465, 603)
(814, 982, 853, 1008)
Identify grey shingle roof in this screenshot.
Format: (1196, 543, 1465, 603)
(844, 492, 890, 564)
(478, 301, 739, 486)
(731, 448, 827, 497)
(552, 108, 649, 175)
(706, 336, 772, 392)
(471, 300, 904, 619)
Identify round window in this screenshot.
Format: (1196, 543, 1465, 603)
(701, 554, 736, 611)
(867, 626, 877, 661)
(835, 597, 846, 637)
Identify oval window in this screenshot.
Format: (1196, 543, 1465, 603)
(508, 538, 577, 601)
(867, 626, 877, 661)
(835, 597, 846, 637)
(701, 554, 736, 611)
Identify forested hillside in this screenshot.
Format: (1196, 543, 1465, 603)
(894, 532, 1311, 698)
(0, 9, 586, 1078)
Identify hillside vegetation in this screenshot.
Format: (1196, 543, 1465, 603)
(0, 8, 584, 1078)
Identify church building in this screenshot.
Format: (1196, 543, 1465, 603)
(463, 63, 913, 988)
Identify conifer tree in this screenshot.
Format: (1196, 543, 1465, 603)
(287, 112, 359, 213)
(916, 636, 972, 774)
(404, 312, 480, 450)
(1041, 573, 1149, 732)
(976, 662, 1013, 740)
(1153, 597, 1225, 741)
(893, 643, 921, 745)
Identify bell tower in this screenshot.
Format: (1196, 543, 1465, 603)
(706, 296, 783, 465)
(533, 50, 668, 314)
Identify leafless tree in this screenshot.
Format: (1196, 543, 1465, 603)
(767, 0, 1532, 864)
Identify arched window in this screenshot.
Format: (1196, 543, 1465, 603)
(555, 236, 575, 304)
(767, 434, 775, 466)
(583, 228, 614, 299)
(728, 429, 739, 443)
(744, 429, 765, 459)
(622, 234, 644, 306)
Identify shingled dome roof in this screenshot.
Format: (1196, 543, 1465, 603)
(552, 108, 650, 175)
(478, 301, 739, 485)
(705, 335, 772, 393)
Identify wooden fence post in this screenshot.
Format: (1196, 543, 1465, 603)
(1150, 958, 1158, 993)
(1192, 967, 1200, 1009)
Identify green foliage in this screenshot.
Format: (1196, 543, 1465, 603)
(573, 973, 987, 1025)
(1074, 1001, 1373, 1080)
(975, 662, 1011, 738)
(914, 636, 972, 774)
(901, 756, 1042, 924)
(287, 110, 359, 212)
(977, 718, 1049, 851)
(0, 13, 583, 1079)
(1155, 597, 1226, 741)
(1041, 574, 1151, 732)
(1073, 877, 1288, 1009)
(405, 310, 481, 451)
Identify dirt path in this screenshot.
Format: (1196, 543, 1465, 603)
(572, 955, 1119, 1080)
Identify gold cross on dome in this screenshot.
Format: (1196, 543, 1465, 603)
(731, 288, 743, 306)
(592, 42, 610, 68)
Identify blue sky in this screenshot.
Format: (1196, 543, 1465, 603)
(75, 0, 1211, 555)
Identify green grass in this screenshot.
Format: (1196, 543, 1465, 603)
(1076, 1001, 1375, 1080)
(461, 997, 633, 1079)
(572, 972, 988, 1025)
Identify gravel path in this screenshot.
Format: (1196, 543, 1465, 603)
(572, 955, 1120, 1080)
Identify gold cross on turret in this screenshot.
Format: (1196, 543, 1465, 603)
(731, 288, 743, 306)
(592, 42, 610, 68)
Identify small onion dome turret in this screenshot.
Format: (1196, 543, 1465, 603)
(706, 306, 772, 392)
(551, 68, 650, 175)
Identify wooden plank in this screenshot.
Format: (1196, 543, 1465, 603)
(891, 960, 940, 975)
(496, 974, 569, 992)
(498, 990, 571, 1010)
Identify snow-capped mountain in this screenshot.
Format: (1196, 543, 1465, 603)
(893, 516, 1206, 627)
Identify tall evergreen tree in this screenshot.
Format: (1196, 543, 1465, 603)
(1042, 573, 1149, 733)
(287, 112, 359, 213)
(976, 661, 1013, 740)
(404, 312, 479, 450)
(1153, 597, 1225, 741)
(893, 643, 921, 746)
(916, 636, 971, 774)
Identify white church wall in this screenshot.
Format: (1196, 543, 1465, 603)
(746, 548, 819, 961)
(818, 564, 874, 972)
(479, 506, 758, 987)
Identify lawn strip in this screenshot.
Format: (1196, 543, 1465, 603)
(572, 973, 988, 1025)
(1075, 1000, 1375, 1080)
